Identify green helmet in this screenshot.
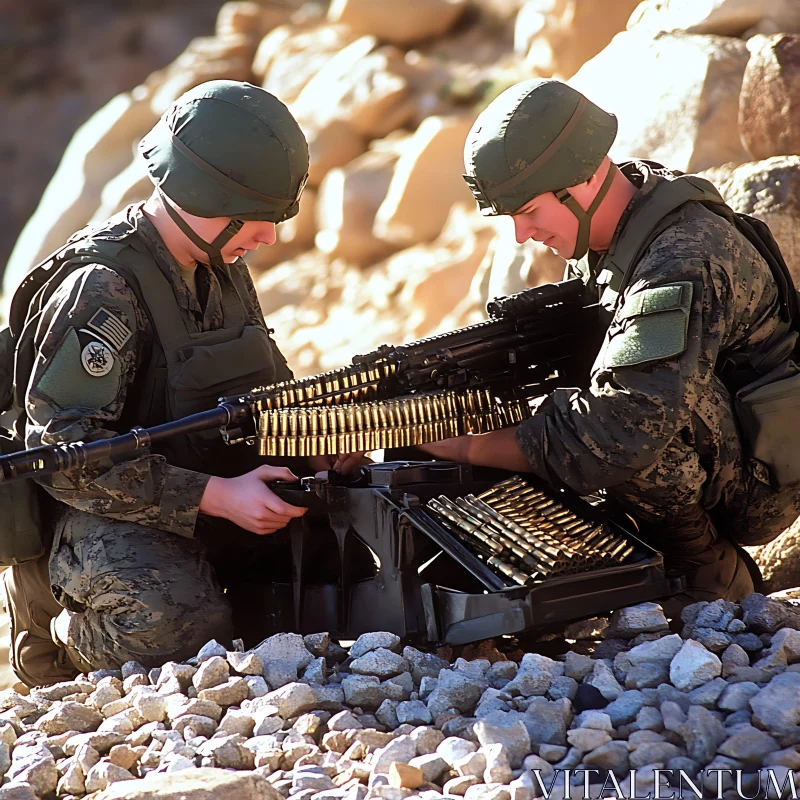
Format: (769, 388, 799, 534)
(139, 80, 309, 267)
(463, 79, 618, 260)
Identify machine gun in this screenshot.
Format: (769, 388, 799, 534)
(0, 278, 683, 643)
(0, 278, 599, 481)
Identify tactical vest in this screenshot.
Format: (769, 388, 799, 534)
(579, 172, 800, 489)
(0, 206, 292, 563)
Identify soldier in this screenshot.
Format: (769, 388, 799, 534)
(1, 80, 355, 685)
(419, 79, 800, 608)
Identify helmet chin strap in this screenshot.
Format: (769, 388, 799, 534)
(158, 188, 244, 269)
(555, 163, 618, 260)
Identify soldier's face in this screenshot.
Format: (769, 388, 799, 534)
(191, 217, 278, 263)
(510, 192, 580, 258)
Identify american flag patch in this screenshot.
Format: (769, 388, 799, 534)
(85, 307, 132, 352)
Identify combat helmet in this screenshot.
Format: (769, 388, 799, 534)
(463, 79, 618, 260)
(139, 80, 309, 268)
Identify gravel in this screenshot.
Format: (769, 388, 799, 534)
(5, 596, 800, 798)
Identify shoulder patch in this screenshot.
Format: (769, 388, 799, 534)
(35, 328, 121, 411)
(86, 307, 132, 351)
(600, 281, 694, 370)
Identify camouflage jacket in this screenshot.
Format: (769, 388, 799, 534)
(515, 160, 785, 511)
(24, 205, 274, 538)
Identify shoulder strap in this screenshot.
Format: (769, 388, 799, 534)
(598, 175, 724, 311)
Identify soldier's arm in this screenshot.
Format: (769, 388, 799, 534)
(511, 250, 733, 494)
(25, 264, 211, 537)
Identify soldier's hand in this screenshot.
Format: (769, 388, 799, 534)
(309, 452, 371, 475)
(200, 465, 307, 535)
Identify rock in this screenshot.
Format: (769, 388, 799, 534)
(374, 116, 476, 248)
(58, 760, 86, 796)
(262, 683, 319, 720)
(454, 750, 487, 778)
(742, 593, 791, 633)
(197, 640, 229, 663)
(521, 697, 572, 746)
(718, 681, 761, 712)
(315, 147, 399, 266)
(171, 714, 218, 739)
(197, 677, 249, 707)
(90, 767, 284, 799)
(198, 734, 256, 769)
(327, 0, 466, 46)
(603, 690, 646, 727)
(408, 752, 449, 783)
(444, 775, 481, 796)
(342, 676, 388, 710)
(721, 643, 751, 677)
(628, 0, 800, 37)
(547, 676, 578, 702)
(227, 652, 264, 676)
(624, 663, 670, 690)
(252, 634, 314, 676)
(293, 38, 415, 141)
(0, 786, 37, 800)
(563, 652, 594, 681)
(245, 676, 269, 700)
(670, 640, 722, 690)
(5, 747, 57, 797)
(193, 657, 230, 691)
(351, 649, 410, 679)
(634, 706, 664, 732)
(388, 762, 424, 789)
(482, 742, 513, 784)
(437, 736, 479, 766)
(605, 603, 670, 639)
(586, 661, 623, 701)
(629, 741, 682, 769)
(751, 672, 800, 730)
(570, 30, 750, 173)
(396, 701, 433, 726)
(682, 705, 728, 764)
(626, 634, 683, 667)
(739, 42, 800, 161)
(688, 677, 728, 707)
(350, 633, 402, 659)
(372, 735, 417, 774)
(84, 761, 136, 793)
(474, 720, 531, 768)
(582, 740, 629, 776)
(566, 727, 613, 752)
(690, 628, 733, 654)
(34, 701, 103, 735)
(719, 727, 780, 765)
(376, 699, 400, 730)
(427, 670, 486, 718)
(514, 0, 640, 80)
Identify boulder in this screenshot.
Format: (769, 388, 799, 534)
(374, 115, 476, 248)
(570, 30, 750, 174)
(328, 0, 467, 46)
(699, 156, 800, 286)
(92, 768, 283, 799)
(257, 24, 358, 102)
(627, 0, 800, 37)
(315, 147, 401, 265)
(750, 517, 800, 593)
(292, 38, 416, 140)
(740, 34, 800, 161)
(305, 120, 367, 187)
(514, 0, 641, 79)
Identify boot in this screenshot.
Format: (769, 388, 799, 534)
(0, 556, 78, 687)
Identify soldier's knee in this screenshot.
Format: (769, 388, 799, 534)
(66, 581, 234, 670)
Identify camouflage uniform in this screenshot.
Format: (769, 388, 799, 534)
(25, 206, 291, 668)
(515, 161, 800, 601)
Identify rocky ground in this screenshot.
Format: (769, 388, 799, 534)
(2, 594, 800, 798)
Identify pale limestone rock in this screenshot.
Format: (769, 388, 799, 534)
(328, 0, 467, 46)
(316, 148, 401, 265)
(514, 0, 641, 79)
(739, 34, 800, 161)
(257, 24, 358, 102)
(627, 0, 800, 37)
(374, 115, 476, 248)
(293, 38, 415, 141)
(570, 30, 750, 173)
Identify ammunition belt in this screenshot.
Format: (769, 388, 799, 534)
(257, 389, 532, 457)
(427, 476, 635, 586)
